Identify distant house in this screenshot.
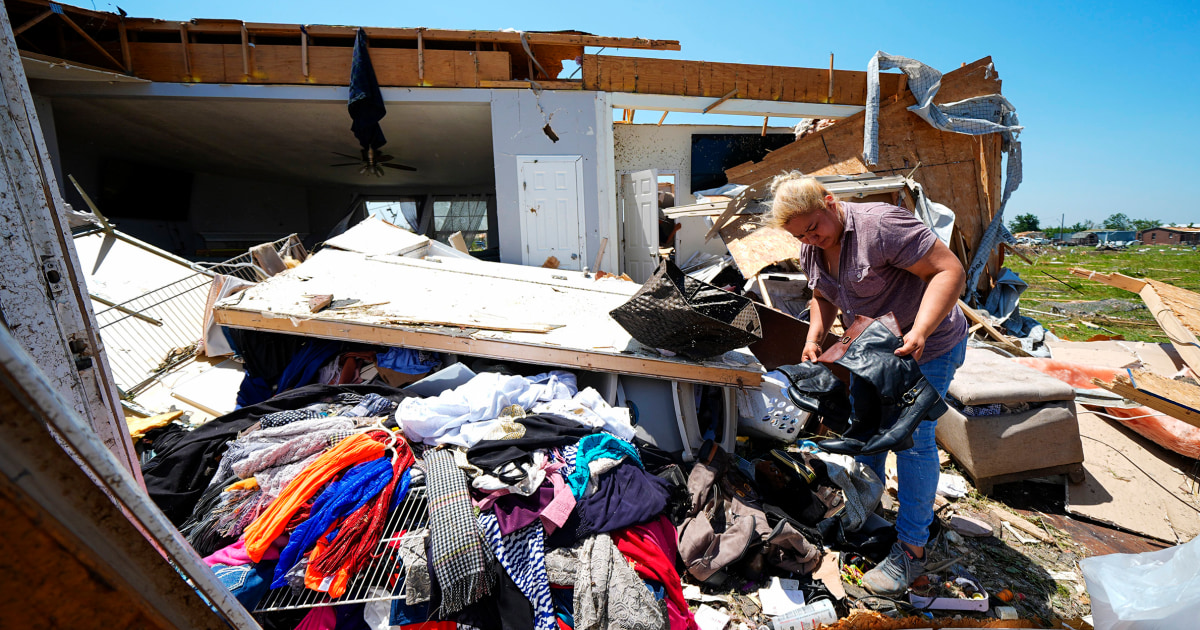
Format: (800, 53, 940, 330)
(1140, 226, 1200, 245)
(1069, 231, 1096, 245)
(1013, 231, 1045, 241)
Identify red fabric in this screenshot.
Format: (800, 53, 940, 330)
(556, 618, 572, 630)
(612, 516, 696, 630)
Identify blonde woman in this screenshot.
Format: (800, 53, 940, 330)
(765, 173, 968, 595)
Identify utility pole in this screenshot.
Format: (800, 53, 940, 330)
(1060, 213, 1066, 243)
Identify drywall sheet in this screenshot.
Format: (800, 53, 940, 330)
(214, 249, 762, 387)
(1067, 405, 1200, 543)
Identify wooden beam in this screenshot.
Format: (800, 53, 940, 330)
(583, 55, 905, 106)
(178, 23, 190, 78)
(1000, 241, 1033, 264)
(13, 9, 53, 37)
(214, 308, 760, 388)
(1092, 369, 1200, 430)
(591, 237, 608, 274)
(240, 22, 249, 76)
(702, 87, 739, 114)
(300, 25, 308, 77)
(657, 111, 669, 126)
(958, 300, 1030, 357)
(120, 20, 680, 50)
(1068, 267, 1147, 293)
(417, 28, 424, 84)
(760, 115, 768, 136)
(56, 12, 125, 71)
(117, 17, 131, 73)
(479, 79, 581, 90)
(827, 52, 834, 101)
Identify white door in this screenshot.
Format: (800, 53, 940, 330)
(517, 156, 586, 270)
(622, 169, 659, 283)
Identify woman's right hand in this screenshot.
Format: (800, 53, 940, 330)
(801, 340, 823, 363)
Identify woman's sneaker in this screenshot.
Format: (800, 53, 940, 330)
(862, 542, 926, 595)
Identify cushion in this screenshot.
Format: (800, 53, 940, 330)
(948, 348, 1075, 405)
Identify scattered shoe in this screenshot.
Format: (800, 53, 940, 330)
(861, 541, 926, 596)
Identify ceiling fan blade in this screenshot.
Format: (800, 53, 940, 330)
(382, 163, 417, 172)
(332, 151, 362, 160)
(329, 162, 361, 167)
(375, 154, 395, 162)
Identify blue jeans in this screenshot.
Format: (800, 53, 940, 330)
(856, 338, 966, 549)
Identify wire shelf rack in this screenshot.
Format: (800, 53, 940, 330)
(255, 485, 429, 613)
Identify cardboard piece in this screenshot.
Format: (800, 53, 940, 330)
(718, 215, 802, 279)
(1068, 404, 1200, 543)
(1047, 339, 1185, 376)
(169, 359, 244, 417)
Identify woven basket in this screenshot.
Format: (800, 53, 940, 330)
(610, 259, 762, 360)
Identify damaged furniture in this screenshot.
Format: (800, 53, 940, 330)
(936, 348, 1085, 494)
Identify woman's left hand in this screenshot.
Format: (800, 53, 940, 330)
(895, 330, 927, 361)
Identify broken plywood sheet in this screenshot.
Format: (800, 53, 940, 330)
(1068, 405, 1200, 543)
(214, 249, 762, 387)
(718, 215, 801, 278)
(324, 216, 430, 257)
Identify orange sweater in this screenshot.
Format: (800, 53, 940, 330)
(243, 432, 386, 562)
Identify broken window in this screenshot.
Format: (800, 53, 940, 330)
(364, 199, 420, 232)
(430, 194, 496, 252)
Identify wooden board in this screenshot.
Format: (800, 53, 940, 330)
(1070, 268, 1200, 375)
(718, 215, 801, 278)
(1067, 406, 1200, 543)
(213, 250, 762, 388)
(127, 42, 510, 86)
(582, 55, 906, 105)
(1092, 369, 1200, 429)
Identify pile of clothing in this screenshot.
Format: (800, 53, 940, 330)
(146, 363, 701, 630)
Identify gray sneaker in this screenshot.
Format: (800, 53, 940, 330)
(862, 542, 926, 596)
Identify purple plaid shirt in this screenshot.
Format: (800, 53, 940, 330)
(800, 202, 968, 363)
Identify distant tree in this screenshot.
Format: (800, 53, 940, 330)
(1008, 213, 1041, 233)
(1131, 218, 1163, 232)
(1067, 220, 1096, 233)
(1103, 213, 1133, 230)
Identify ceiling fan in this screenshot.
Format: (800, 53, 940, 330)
(330, 147, 416, 177)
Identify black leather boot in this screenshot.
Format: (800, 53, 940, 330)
(816, 315, 949, 457)
(777, 362, 853, 433)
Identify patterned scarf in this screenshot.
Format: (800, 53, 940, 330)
(425, 448, 493, 614)
(478, 512, 555, 630)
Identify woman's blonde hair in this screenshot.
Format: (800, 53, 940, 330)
(763, 171, 831, 230)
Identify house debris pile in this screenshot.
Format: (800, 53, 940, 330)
(6, 2, 1199, 628)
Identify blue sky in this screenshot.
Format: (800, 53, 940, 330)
(101, 1, 1199, 227)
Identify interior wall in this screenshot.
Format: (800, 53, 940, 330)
(613, 123, 794, 263)
(490, 89, 615, 271)
(189, 173, 308, 241)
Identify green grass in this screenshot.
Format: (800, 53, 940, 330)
(1006, 243, 1200, 342)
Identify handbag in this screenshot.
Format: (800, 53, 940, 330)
(610, 259, 762, 360)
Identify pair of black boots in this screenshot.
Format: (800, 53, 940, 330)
(777, 313, 948, 456)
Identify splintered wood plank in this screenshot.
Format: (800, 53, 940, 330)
(1068, 268, 1148, 293)
(1092, 369, 1200, 429)
(582, 55, 904, 105)
(1070, 269, 1200, 374)
(213, 250, 761, 388)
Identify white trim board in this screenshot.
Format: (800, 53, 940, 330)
(607, 92, 864, 119)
